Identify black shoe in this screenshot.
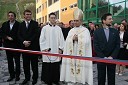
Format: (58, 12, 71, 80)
(53, 82, 60, 85)
(7, 77, 15, 82)
(15, 77, 20, 81)
(21, 79, 30, 84)
(125, 80, 128, 82)
(32, 80, 37, 85)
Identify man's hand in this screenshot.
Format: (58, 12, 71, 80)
(73, 34, 78, 41)
(7, 36, 13, 41)
(23, 41, 31, 47)
(108, 56, 113, 59)
(42, 48, 51, 52)
(104, 57, 107, 59)
(42, 49, 48, 52)
(58, 49, 63, 54)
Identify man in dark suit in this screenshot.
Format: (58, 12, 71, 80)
(93, 13, 120, 85)
(0, 11, 21, 81)
(18, 9, 39, 85)
(60, 20, 73, 40)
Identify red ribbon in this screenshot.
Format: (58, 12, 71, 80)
(0, 47, 128, 66)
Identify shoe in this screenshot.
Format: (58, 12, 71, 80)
(32, 80, 37, 85)
(125, 80, 128, 82)
(7, 77, 15, 82)
(41, 80, 45, 84)
(15, 77, 20, 81)
(119, 73, 123, 76)
(21, 79, 30, 84)
(116, 72, 118, 75)
(53, 82, 60, 85)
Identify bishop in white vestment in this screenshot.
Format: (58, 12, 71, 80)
(60, 8, 93, 85)
(40, 13, 64, 85)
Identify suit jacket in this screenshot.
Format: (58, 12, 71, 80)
(61, 27, 71, 40)
(18, 20, 39, 51)
(93, 28, 120, 58)
(0, 20, 20, 48)
(123, 31, 128, 45)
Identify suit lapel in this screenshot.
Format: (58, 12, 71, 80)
(25, 20, 32, 31)
(23, 21, 27, 31)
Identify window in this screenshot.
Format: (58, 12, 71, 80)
(65, 8, 67, 11)
(39, 6, 41, 13)
(42, 17, 44, 23)
(39, 18, 41, 23)
(54, 11, 59, 19)
(70, 5, 73, 8)
(48, 0, 52, 6)
(74, 3, 77, 7)
(54, 0, 59, 3)
(37, 19, 39, 22)
(70, 3, 77, 9)
(61, 7, 67, 12)
(45, 15, 47, 22)
(62, 9, 65, 12)
(42, 4, 44, 10)
(36, 8, 38, 13)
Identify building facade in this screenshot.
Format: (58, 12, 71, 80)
(36, 0, 47, 23)
(78, 0, 128, 23)
(60, 0, 77, 24)
(36, 0, 77, 24)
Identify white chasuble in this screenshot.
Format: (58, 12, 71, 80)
(60, 26, 93, 85)
(39, 25, 64, 63)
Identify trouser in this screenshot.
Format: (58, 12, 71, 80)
(22, 53, 38, 80)
(41, 62, 60, 85)
(97, 63, 116, 85)
(6, 50, 21, 78)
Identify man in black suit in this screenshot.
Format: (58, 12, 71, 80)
(18, 9, 39, 85)
(93, 13, 120, 85)
(0, 11, 21, 81)
(60, 20, 73, 40)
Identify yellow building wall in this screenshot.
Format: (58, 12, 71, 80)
(60, 0, 78, 24)
(36, 0, 78, 24)
(36, 0, 42, 23)
(42, 0, 47, 23)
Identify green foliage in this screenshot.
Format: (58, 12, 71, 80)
(0, 0, 36, 27)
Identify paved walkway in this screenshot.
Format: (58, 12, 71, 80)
(0, 50, 128, 85)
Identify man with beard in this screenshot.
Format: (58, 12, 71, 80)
(93, 13, 120, 85)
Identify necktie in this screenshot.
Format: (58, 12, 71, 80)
(104, 29, 109, 41)
(26, 21, 29, 28)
